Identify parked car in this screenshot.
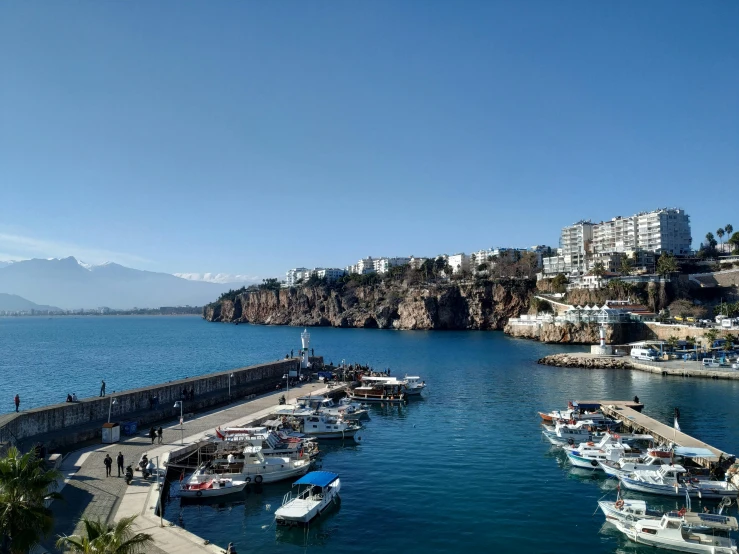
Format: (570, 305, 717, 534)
(702, 358, 722, 368)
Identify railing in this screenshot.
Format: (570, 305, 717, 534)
(281, 490, 292, 506)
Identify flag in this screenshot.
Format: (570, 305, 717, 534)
(674, 407, 681, 432)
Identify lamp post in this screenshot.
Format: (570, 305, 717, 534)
(174, 401, 183, 445)
(146, 455, 164, 527)
(107, 396, 117, 423)
(228, 373, 234, 399)
(284, 373, 289, 403)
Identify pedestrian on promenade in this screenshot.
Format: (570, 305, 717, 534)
(149, 427, 156, 444)
(117, 452, 124, 477)
(72, 393, 78, 402)
(189, 386, 194, 400)
(104, 454, 112, 477)
(157, 426, 163, 444)
(14, 394, 20, 412)
(226, 542, 237, 554)
(100, 380, 106, 397)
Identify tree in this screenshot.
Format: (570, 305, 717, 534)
(723, 334, 735, 352)
(705, 232, 717, 249)
(56, 515, 154, 554)
(666, 335, 679, 350)
(728, 231, 739, 254)
(656, 253, 678, 277)
(0, 447, 62, 554)
(619, 256, 633, 275)
(591, 262, 606, 277)
(551, 273, 568, 293)
(704, 328, 719, 348)
(726, 224, 733, 237)
(258, 278, 281, 292)
(668, 299, 694, 320)
(717, 228, 725, 249)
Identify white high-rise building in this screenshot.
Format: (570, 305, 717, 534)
(447, 253, 470, 274)
(374, 257, 411, 274)
(542, 221, 594, 275)
(592, 208, 691, 256)
(286, 267, 310, 286)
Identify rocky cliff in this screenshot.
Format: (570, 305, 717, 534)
(504, 321, 629, 344)
(203, 280, 534, 330)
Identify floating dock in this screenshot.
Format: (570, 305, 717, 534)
(577, 400, 732, 468)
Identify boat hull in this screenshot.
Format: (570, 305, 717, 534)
(180, 482, 247, 498)
(619, 476, 738, 499)
(348, 393, 405, 403)
(565, 450, 603, 470)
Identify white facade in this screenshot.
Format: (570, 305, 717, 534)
(316, 268, 346, 281)
(409, 256, 428, 270)
(374, 257, 411, 274)
(542, 221, 594, 276)
(447, 253, 470, 274)
(286, 267, 310, 286)
(592, 208, 691, 257)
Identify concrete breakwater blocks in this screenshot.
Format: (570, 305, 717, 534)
(0, 358, 299, 450)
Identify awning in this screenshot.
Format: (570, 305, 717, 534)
(294, 471, 339, 487)
(673, 446, 719, 459)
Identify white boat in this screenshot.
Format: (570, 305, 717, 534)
(613, 514, 737, 553)
(193, 445, 311, 484)
(598, 452, 672, 477)
(619, 464, 739, 499)
(275, 471, 341, 527)
(599, 496, 738, 532)
(403, 375, 426, 396)
(180, 476, 247, 498)
(295, 395, 369, 421)
(213, 426, 320, 460)
(270, 412, 364, 440)
(564, 434, 633, 469)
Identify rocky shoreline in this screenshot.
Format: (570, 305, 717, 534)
(537, 353, 633, 369)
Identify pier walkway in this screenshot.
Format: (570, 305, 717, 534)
(37, 381, 348, 554)
(583, 400, 731, 468)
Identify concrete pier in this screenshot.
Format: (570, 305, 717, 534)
(38, 379, 349, 554)
(582, 400, 731, 468)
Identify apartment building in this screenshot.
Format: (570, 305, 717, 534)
(592, 208, 691, 257)
(286, 267, 310, 286)
(316, 268, 346, 281)
(447, 253, 470, 274)
(374, 257, 411, 274)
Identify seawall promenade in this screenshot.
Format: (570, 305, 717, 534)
(0, 358, 300, 451)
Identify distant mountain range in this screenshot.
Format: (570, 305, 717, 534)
(0, 293, 61, 312)
(0, 257, 238, 310)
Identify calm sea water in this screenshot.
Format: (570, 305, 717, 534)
(3, 316, 739, 553)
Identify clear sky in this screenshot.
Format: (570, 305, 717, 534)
(1, 1, 737, 280)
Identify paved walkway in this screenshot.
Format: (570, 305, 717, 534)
(38, 381, 340, 554)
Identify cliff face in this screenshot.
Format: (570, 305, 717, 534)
(504, 321, 629, 344)
(203, 281, 533, 330)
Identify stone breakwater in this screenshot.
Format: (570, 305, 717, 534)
(204, 281, 534, 330)
(537, 353, 633, 369)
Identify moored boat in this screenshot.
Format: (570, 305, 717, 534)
(612, 514, 738, 553)
(619, 464, 739, 499)
(274, 471, 341, 526)
(180, 476, 247, 498)
(191, 445, 311, 484)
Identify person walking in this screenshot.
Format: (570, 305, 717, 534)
(116, 452, 124, 477)
(157, 426, 163, 444)
(14, 394, 20, 412)
(100, 380, 106, 397)
(149, 427, 156, 444)
(104, 454, 113, 477)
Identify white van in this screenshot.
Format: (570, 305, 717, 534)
(702, 358, 721, 368)
(631, 347, 660, 361)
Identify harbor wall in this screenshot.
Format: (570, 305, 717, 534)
(0, 359, 299, 450)
(641, 322, 735, 342)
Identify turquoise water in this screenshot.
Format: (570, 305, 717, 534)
(3, 317, 739, 552)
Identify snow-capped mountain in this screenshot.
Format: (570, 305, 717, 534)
(0, 257, 235, 309)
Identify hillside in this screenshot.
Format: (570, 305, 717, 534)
(0, 257, 235, 309)
(203, 280, 534, 330)
(0, 293, 62, 312)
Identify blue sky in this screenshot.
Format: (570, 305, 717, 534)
(1, 1, 737, 280)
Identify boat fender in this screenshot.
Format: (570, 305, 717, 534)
(255, 475, 263, 484)
(567, 439, 574, 446)
(196, 491, 203, 497)
(678, 508, 687, 516)
(615, 500, 624, 509)
(587, 442, 595, 446)
(614, 433, 620, 440)
(591, 460, 598, 467)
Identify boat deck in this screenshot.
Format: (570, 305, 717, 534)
(586, 401, 731, 468)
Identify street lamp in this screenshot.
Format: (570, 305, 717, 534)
(146, 455, 164, 528)
(228, 373, 234, 399)
(108, 396, 117, 423)
(173, 401, 183, 445)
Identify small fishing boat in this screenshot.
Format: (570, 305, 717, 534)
(275, 471, 341, 527)
(612, 514, 738, 553)
(599, 493, 738, 532)
(403, 375, 426, 396)
(192, 445, 311, 484)
(619, 464, 739, 499)
(564, 434, 632, 469)
(213, 426, 320, 460)
(295, 395, 369, 421)
(542, 419, 620, 446)
(180, 476, 247, 498)
(269, 412, 364, 440)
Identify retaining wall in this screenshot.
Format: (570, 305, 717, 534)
(0, 359, 299, 449)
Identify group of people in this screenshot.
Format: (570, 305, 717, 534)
(103, 451, 125, 477)
(65, 393, 79, 402)
(149, 426, 163, 444)
(181, 386, 195, 401)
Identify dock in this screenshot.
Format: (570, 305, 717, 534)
(578, 400, 732, 468)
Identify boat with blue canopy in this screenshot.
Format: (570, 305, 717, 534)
(274, 471, 341, 526)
